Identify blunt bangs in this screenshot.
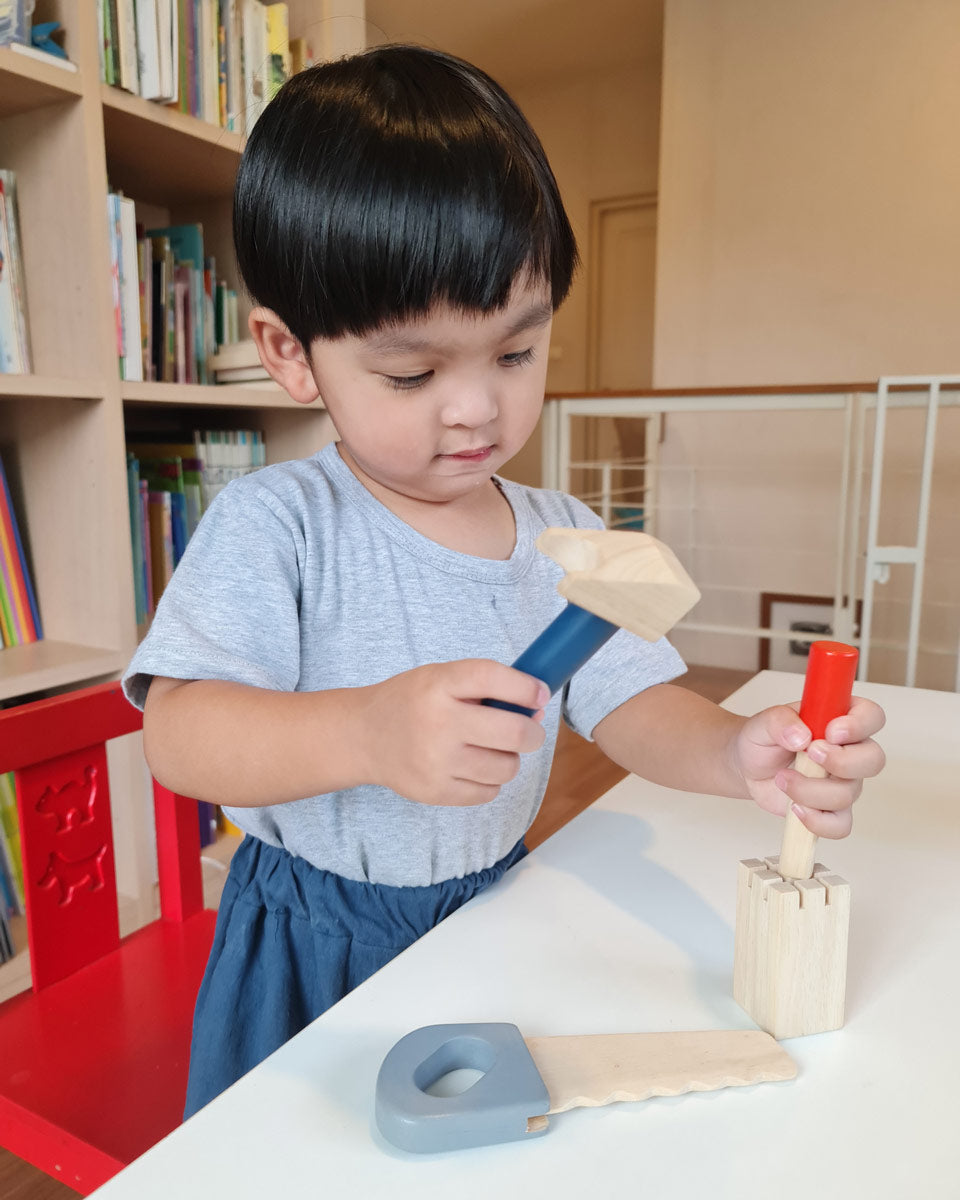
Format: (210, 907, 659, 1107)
(233, 45, 578, 347)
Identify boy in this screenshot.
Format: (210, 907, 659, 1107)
(123, 45, 885, 1116)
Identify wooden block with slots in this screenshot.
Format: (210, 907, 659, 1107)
(734, 855, 850, 1039)
(734, 641, 858, 1039)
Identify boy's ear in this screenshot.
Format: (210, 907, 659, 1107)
(247, 308, 319, 405)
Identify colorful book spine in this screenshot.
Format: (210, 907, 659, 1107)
(0, 772, 24, 914)
(140, 479, 153, 614)
(127, 453, 148, 624)
(0, 452, 41, 646)
(0, 171, 32, 374)
(147, 490, 174, 606)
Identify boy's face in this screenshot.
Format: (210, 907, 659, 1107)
(306, 278, 553, 506)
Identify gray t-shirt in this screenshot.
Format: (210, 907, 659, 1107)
(123, 442, 685, 886)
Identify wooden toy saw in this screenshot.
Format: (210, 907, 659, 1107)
(375, 1022, 796, 1152)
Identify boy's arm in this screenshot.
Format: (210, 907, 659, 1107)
(142, 663, 548, 808)
(592, 682, 885, 836)
(592, 683, 750, 799)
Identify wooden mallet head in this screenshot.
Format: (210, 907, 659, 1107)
(535, 529, 701, 642)
(485, 529, 699, 715)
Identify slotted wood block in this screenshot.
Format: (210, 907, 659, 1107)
(734, 642, 857, 1039)
(733, 854, 850, 1039)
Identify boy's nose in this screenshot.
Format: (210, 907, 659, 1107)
(441, 385, 499, 428)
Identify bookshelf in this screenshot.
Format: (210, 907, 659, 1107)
(0, 0, 361, 988)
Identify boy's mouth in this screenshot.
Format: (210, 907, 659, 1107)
(441, 445, 493, 463)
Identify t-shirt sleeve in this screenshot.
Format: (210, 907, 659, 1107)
(555, 493, 688, 740)
(122, 479, 304, 710)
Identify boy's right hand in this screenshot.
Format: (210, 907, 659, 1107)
(358, 660, 549, 807)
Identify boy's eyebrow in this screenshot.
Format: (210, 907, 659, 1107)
(364, 301, 554, 355)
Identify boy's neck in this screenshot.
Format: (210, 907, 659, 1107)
(336, 445, 517, 561)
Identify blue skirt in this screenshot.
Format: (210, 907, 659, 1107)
(184, 834, 527, 1118)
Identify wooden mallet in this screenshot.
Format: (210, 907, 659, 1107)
(734, 640, 859, 1039)
(485, 528, 701, 715)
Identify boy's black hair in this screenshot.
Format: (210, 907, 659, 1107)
(233, 44, 579, 347)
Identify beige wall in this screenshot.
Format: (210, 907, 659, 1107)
(654, 0, 960, 388)
(650, 1, 959, 688)
(501, 58, 662, 486)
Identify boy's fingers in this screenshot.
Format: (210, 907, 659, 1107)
(447, 659, 549, 712)
(458, 746, 523, 787)
(776, 768, 862, 812)
(804, 737, 886, 780)
(789, 803, 853, 840)
(472, 705, 547, 754)
(824, 696, 886, 744)
(749, 704, 809, 753)
(447, 779, 503, 807)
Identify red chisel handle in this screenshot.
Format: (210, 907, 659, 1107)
(778, 641, 859, 880)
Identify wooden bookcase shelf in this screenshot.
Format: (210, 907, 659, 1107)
(0, 640, 127, 702)
(0, 0, 352, 999)
(101, 83, 244, 204)
(0, 0, 337, 713)
(0, 374, 103, 400)
(122, 381, 297, 408)
(0, 47, 83, 116)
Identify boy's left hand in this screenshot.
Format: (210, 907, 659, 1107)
(735, 697, 886, 839)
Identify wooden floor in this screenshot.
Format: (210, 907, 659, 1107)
(0, 664, 751, 1198)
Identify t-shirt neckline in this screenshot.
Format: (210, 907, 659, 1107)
(317, 442, 538, 584)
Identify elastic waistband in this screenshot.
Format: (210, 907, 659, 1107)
(225, 835, 527, 952)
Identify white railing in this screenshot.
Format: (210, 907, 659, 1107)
(542, 379, 960, 688)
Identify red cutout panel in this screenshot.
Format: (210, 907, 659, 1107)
(16, 745, 120, 991)
(0, 682, 218, 1192)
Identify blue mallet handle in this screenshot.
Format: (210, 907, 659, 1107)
(483, 602, 619, 716)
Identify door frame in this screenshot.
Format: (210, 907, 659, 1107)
(585, 192, 658, 391)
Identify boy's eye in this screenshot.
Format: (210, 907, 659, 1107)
(383, 371, 433, 391)
(500, 347, 536, 367)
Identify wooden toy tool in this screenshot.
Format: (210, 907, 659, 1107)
(734, 641, 859, 1039)
(375, 1022, 796, 1152)
(486, 528, 701, 714)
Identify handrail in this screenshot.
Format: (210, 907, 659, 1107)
(542, 377, 959, 689)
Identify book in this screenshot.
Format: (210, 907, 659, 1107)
(223, 0, 242, 130)
(213, 365, 270, 383)
(208, 337, 261, 371)
(145, 223, 209, 382)
(289, 36, 312, 75)
(0, 0, 31, 45)
(0, 555, 15, 647)
(0, 770, 23, 914)
(126, 453, 148, 624)
(147, 490, 174, 603)
(118, 196, 144, 381)
(115, 0, 141, 94)
(137, 231, 154, 380)
(135, 0, 162, 98)
(157, 0, 179, 101)
(128, 442, 203, 538)
(241, 0, 269, 131)
(107, 192, 124, 374)
(0, 171, 31, 375)
(140, 479, 153, 613)
(265, 2, 289, 102)
(0, 451, 41, 645)
(149, 235, 175, 382)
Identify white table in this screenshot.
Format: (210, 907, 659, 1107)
(91, 673, 960, 1198)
